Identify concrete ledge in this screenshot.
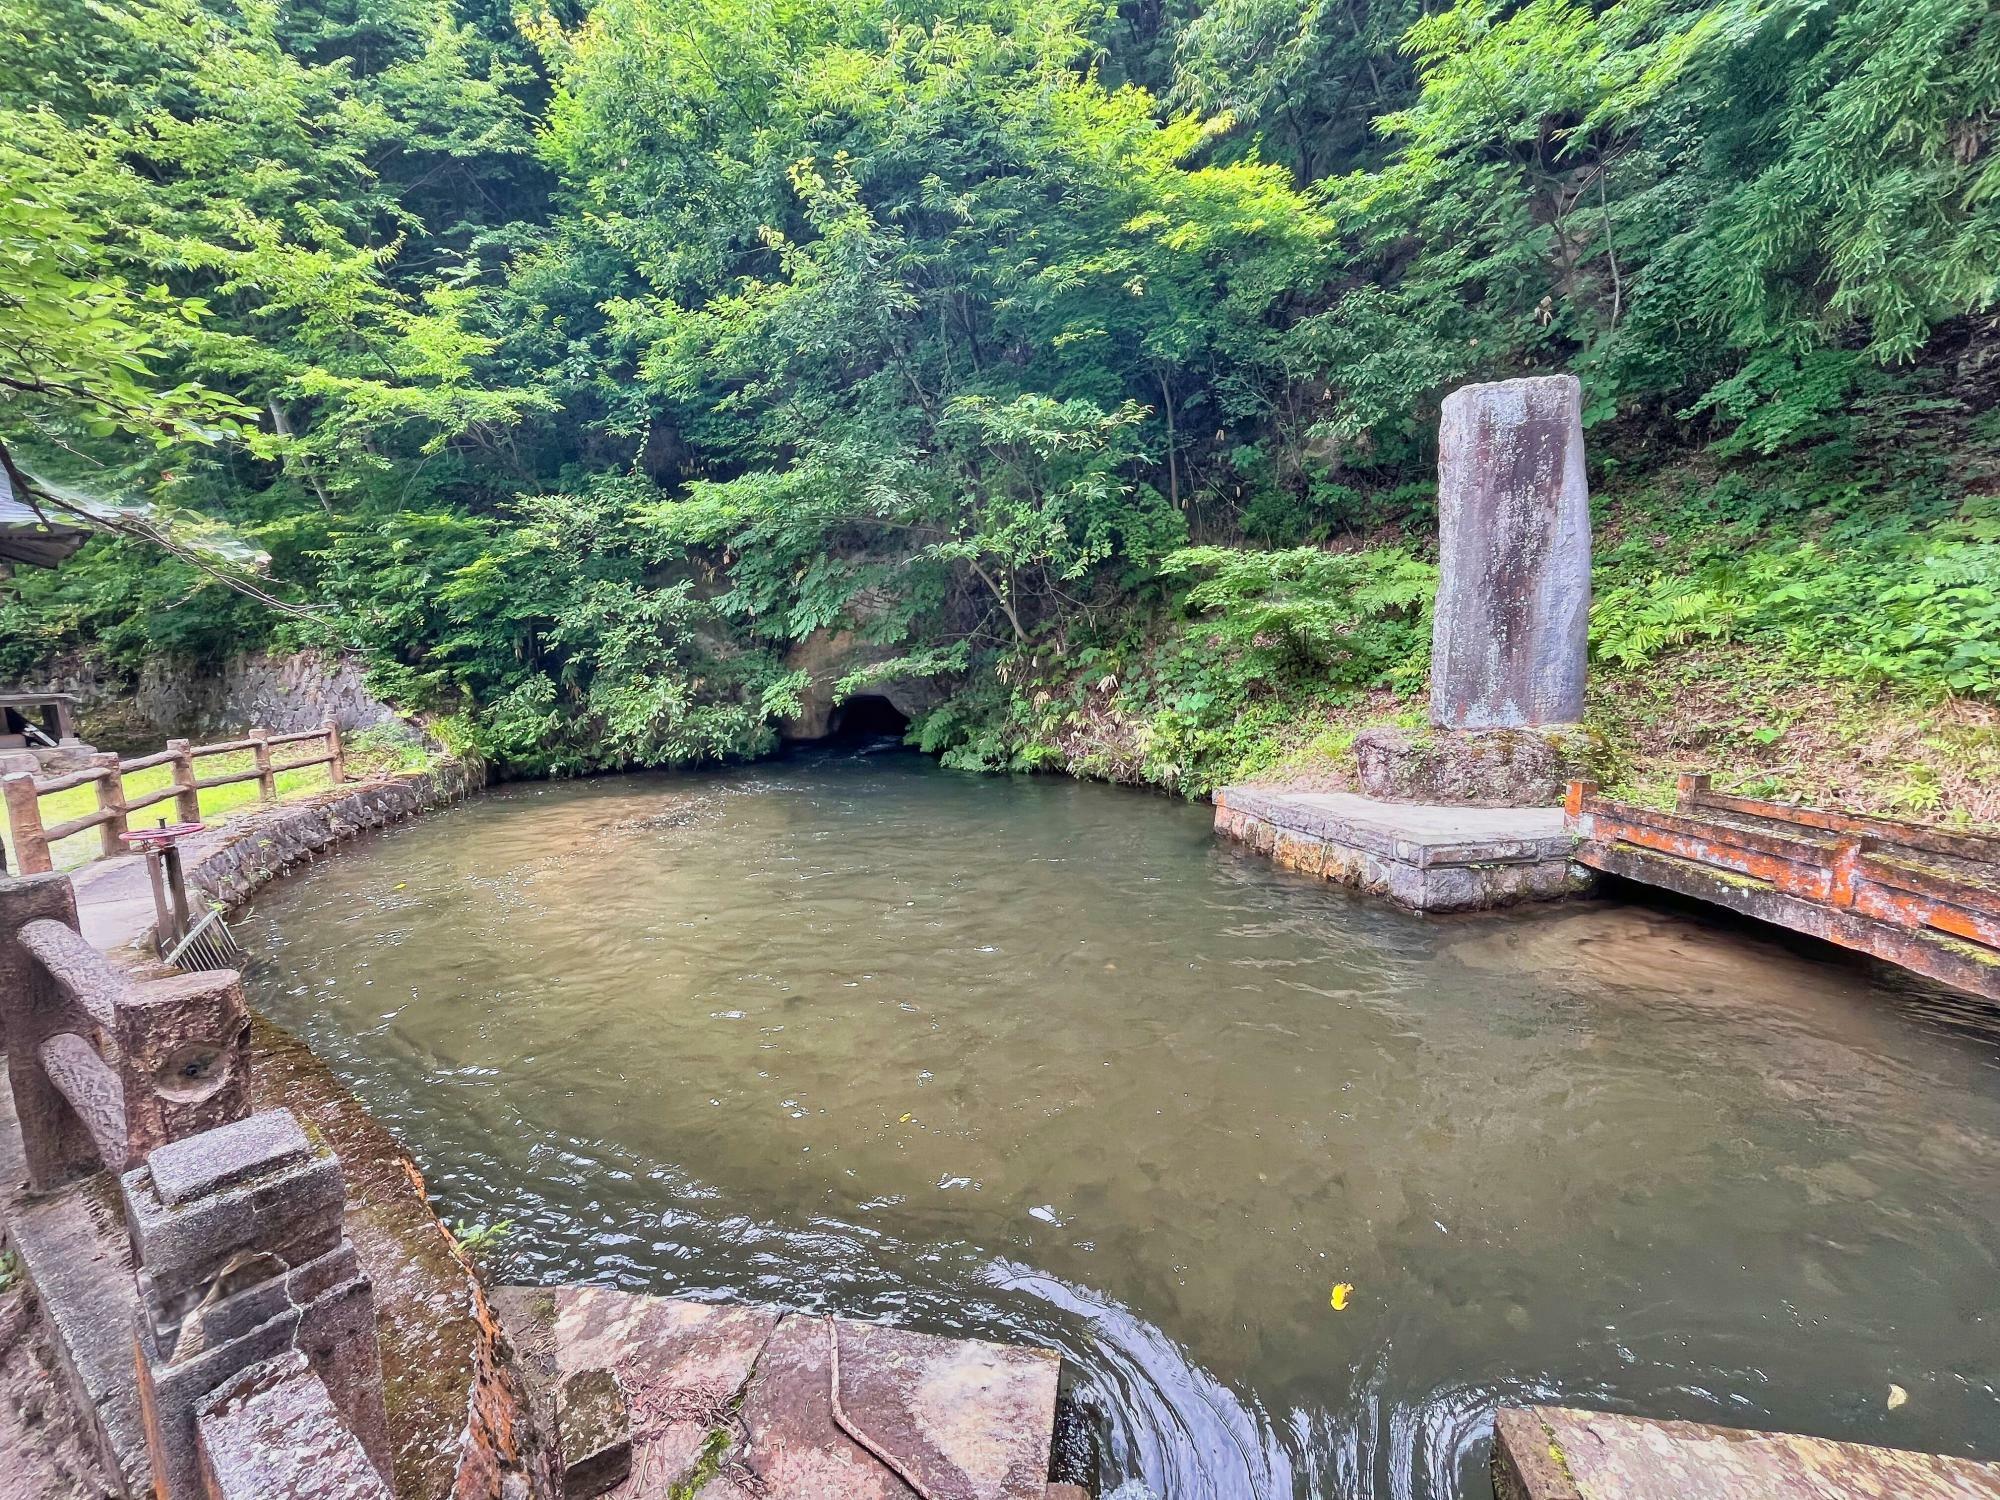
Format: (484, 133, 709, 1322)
(1492, 1404, 2000, 1499)
(1215, 786, 1590, 912)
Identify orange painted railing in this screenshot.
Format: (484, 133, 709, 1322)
(1566, 774, 2000, 1000)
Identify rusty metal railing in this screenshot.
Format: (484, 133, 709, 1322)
(1566, 775, 2000, 999)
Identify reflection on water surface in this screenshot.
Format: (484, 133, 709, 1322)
(240, 751, 2000, 1498)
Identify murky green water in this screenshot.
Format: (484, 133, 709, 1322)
(240, 749, 2000, 1498)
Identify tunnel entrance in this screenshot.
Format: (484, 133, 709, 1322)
(825, 694, 911, 742)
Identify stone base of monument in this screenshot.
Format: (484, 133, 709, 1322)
(1214, 372, 1600, 915)
(1214, 785, 1589, 913)
(1354, 724, 1600, 807)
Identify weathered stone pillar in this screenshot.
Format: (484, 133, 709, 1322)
(1430, 373, 1590, 730)
(195, 1351, 392, 1499)
(1353, 374, 1597, 807)
(123, 1109, 392, 1497)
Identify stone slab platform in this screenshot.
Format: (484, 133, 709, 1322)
(1214, 785, 1588, 912)
(496, 1284, 1064, 1500)
(1493, 1405, 2000, 1500)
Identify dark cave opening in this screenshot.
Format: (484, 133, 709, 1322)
(825, 694, 911, 741)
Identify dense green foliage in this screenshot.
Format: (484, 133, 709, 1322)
(2, 0, 1996, 791)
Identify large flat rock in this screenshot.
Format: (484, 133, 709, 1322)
(715, 1310, 1059, 1500)
(501, 1286, 1061, 1500)
(556, 1286, 778, 1495)
(1493, 1405, 2000, 1500)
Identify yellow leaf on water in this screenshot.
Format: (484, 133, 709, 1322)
(899, 1113, 913, 1123)
(1330, 1282, 1353, 1311)
(1887, 1384, 1908, 1410)
(392, 882, 407, 891)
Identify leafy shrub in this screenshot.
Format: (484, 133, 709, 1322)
(1161, 545, 1436, 689)
(1591, 502, 2000, 698)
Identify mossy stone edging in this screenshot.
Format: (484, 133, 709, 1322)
(183, 760, 558, 1497)
(182, 758, 484, 919)
(248, 1019, 555, 1500)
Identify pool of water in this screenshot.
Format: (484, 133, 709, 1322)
(239, 750, 2000, 1498)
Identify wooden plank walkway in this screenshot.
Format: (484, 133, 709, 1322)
(1566, 775, 2000, 1000)
(1493, 1405, 2000, 1500)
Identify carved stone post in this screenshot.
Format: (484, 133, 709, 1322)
(1354, 374, 1596, 806)
(124, 1110, 392, 1497)
(92, 752, 129, 859)
(196, 1352, 391, 1499)
(1, 871, 253, 1189)
(0, 872, 101, 1183)
(167, 738, 201, 824)
(112, 969, 252, 1157)
(250, 729, 276, 802)
(3, 771, 52, 874)
(1430, 373, 1591, 730)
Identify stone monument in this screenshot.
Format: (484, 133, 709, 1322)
(1356, 373, 1597, 806)
(1212, 373, 1598, 910)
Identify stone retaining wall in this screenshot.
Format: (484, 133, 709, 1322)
(50, 650, 405, 753)
(184, 758, 482, 918)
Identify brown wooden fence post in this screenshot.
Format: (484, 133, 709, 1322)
(325, 719, 346, 785)
(250, 727, 276, 801)
(2, 773, 52, 875)
(90, 752, 129, 859)
(167, 739, 201, 823)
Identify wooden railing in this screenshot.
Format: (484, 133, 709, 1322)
(1, 721, 347, 875)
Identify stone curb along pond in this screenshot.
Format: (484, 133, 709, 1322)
(69, 756, 487, 957)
